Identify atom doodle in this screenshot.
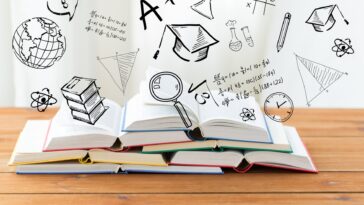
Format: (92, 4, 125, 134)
(332, 38, 354, 57)
(240, 108, 256, 121)
(30, 88, 58, 112)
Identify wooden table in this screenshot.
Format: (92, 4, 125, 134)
(1, 108, 364, 205)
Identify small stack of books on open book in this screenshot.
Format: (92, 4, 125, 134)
(9, 68, 317, 174)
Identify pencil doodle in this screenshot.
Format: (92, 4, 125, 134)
(277, 12, 291, 52)
(295, 54, 348, 107)
(240, 108, 256, 121)
(188, 80, 219, 107)
(264, 92, 294, 122)
(191, 0, 214, 20)
(153, 24, 219, 62)
(47, 0, 79, 21)
(97, 49, 139, 94)
(149, 72, 192, 128)
(165, 0, 175, 5)
(139, 0, 163, 30)
(241, 26, 254, 47)
(61, 76, 108, 125)
(332, 38, 354, 57)
(247, 0, 276, 16)
(12, 17, 66, 69)
(306, 5, 349, 32)
(226, 20, 242, 52)
(30, 88, 58, 112)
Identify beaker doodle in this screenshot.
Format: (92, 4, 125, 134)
(242, 26, 254, 47)
(226, 20, 242, 52)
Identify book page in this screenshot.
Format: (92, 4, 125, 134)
(199, 91, 267, 130)
(14, 120, 50, 153)
(51, 99, 122, 137)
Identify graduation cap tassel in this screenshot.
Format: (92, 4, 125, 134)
(153, 25, 168, 60)
(336, 4, 349, 25)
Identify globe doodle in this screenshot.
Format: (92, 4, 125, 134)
(12, 17, 66, 69)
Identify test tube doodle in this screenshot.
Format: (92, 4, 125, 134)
(242, 26, 254, 47)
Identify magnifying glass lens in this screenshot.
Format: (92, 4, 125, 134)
(152, 74, 181, 100)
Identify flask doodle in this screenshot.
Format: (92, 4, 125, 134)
(226, 20, 242, 52)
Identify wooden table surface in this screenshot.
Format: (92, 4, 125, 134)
(1, 108, 364, 205)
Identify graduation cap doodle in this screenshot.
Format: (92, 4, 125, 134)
(153, 24, 219, 62)
(306, 5, 349, 32)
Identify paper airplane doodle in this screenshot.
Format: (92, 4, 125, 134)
(295, 54, 348, 106)
(47, 0, 79, 21)
(153, 24, 219, 62)
(306, 5, 349, 32)
(191, 0, 214, 20)
(97, 49, 139, 94)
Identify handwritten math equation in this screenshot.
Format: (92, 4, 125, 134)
(85, 10, 127, 42)
(189, 58, 285, 107)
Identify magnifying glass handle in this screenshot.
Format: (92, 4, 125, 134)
(174, 101, 193, 128)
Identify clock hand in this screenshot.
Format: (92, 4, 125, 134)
(277, 101, 287, 109)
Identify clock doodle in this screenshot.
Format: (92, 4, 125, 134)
(264, 92, 294, 122)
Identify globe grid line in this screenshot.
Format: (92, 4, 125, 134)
(12, 17, 66, 69)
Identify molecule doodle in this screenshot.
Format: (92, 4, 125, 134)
(240, 108, 256, 121)
(30, 88, 58, 112)
(332, 38, 354, 58)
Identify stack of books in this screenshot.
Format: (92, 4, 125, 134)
(61, 76, 108, 125)
(9, 69, 318, 174)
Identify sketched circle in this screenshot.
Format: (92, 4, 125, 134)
(12, 17, 66, 69)
(149, 71, 183, 102)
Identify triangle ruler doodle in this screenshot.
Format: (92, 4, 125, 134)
(295, 53, 348, 106)
(97, 49, 139, 94)
(191, 0, 214, 20)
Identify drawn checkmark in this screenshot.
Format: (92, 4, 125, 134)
(276, 101, 287, 109)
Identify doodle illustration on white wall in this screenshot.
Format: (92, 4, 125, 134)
(97, 49, 139, 94)
(61, 77, 108, 125)
(226, 20, 242, 52)
(30, 88, 58, 112)
(247, 0, 275, 16)
(295, 54, 348, 107)
(140, 0, 163, 30)
(153, 24, 219, 62)
(165, 0, 175, 5)
(240, 108, 256, 122)
(12, 17, 66, 69)
(331, 38, 354, 58)
(305, 5, 349, 32)
(191, 0, 214, 20)
(47, 0, 79, 21)
(149, 72, 192, 128)
(276, 12, 291, 53)
(264, 92, 294, 122)
(241, 26, 254, 47)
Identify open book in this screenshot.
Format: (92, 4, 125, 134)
(42, 99, 191, 151)
(169, 126, 318, 173)
(142, 119, 292, 153)
(9, 121, 168, 166)
(122, 67, 273, 143)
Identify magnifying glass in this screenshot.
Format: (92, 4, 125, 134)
(149, 71, 192, 128)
